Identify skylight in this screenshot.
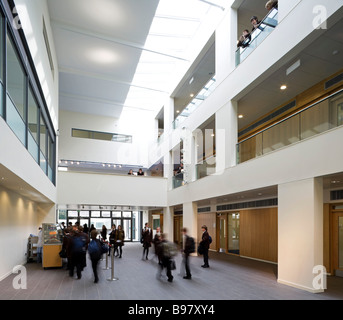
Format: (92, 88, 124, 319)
(123, 0, 227, 115)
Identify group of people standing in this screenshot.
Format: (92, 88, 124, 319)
(60, 222, 212, 285)
(237, 0, 278, 49)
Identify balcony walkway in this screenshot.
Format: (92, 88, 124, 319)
(1, 242, 342, 301)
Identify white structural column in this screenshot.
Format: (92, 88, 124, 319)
(215, 100, 238, 174)
(278, 177, 324, 293)
(215, 6, 237, 83)
(183, 202, 198, 242)
(163, 206, 174, 241)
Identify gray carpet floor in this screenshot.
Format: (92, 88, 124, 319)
(0, 242, 342, 300)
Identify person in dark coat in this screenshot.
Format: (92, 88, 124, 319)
(100, 225, 107, 241)
(153, 227, 162, 265)
(182, 228, 193, 279)
(108, 224, 118, 256)
(89, 229, 101, 283)
(116, 225, 125, 258)
(69, 225, 89, 279)
(200, 225, 210, 268)
(141, 223, 152, 260)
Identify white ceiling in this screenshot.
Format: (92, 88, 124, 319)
(48, 0, 160, 118)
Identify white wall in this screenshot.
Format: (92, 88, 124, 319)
(59, 110, 156, 168)
(58, 171, 167, 208)
(278, 177, 324, 293)
(0, 186, 36, 281)
(0, 118, 56, 203)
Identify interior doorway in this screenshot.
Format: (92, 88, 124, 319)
(332, 205, 343, 277)
(217, 212, 240, 255)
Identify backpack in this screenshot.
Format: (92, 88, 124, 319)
(72, 235, 86, 253)
(162, 241, 177, 259)
(209, 235, 212, 245)
(188, 237, 195, 254)
(88, 239, 101, 260)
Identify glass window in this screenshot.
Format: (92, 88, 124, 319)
(28, 86, 39, 161)
(28, 86, 39, 142)
(91, 211, 101, 217)
(80, 211, 89, 217)
(102, 211, 111, 218)
(40, 114, 47, 156)
(0, 15, 3, 118)
(123, 211, 132, 218)
(6, 32, 25, 119)
(68, 211, 78, 218)
(112, 211, 121, 218)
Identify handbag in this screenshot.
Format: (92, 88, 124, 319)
(169, 259, 176, 270)
(59, 248, 67, 258)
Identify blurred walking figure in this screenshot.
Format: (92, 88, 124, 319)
(182, 228, 195, 280)
(141, 223, 152, 260)
(153, 227, 162, 265)
(160, 234, 177, 282)
(88, 230, 102, 283)
(69, 225, 89, 279)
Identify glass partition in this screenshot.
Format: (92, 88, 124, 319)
(237, 90, 343, 164)
(173, 172, 184, 189)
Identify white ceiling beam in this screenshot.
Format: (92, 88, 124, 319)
(59, 66, 169, 94)
(60, 92, 158, 113)
(51, 19, 189, 62)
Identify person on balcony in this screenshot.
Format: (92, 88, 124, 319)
(250, 16, 263, 32)
(265, 0, 278, 11)
(237, 29, 251, 48)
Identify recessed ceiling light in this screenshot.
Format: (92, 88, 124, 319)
(176, 110, 180, 114)
(280, 85, 287, 90)
(190, 94, 194, 98)
(238, 115, 244, 119)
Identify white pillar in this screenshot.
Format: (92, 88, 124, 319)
(215, 7, 238, 83)
(183, 202, 198, 243)
(278, 177, 324, 293)
(163, 206, 174, 242)
(215, 100, 238, 173)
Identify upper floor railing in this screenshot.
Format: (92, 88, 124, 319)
(235, 7, 278, 67)
(237, 89, 343, 164)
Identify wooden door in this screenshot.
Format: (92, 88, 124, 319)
(332, 212, 343, 277)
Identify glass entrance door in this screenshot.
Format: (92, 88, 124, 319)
(228, 213, 240, 255)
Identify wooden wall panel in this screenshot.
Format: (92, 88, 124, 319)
(240, 208, 278, 263)
(197, 213, 217, 250)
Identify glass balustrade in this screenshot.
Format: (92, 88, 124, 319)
(236, 8, 278, 67)
(237, 90, 343, 164)
(196, 155, 216, 180)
